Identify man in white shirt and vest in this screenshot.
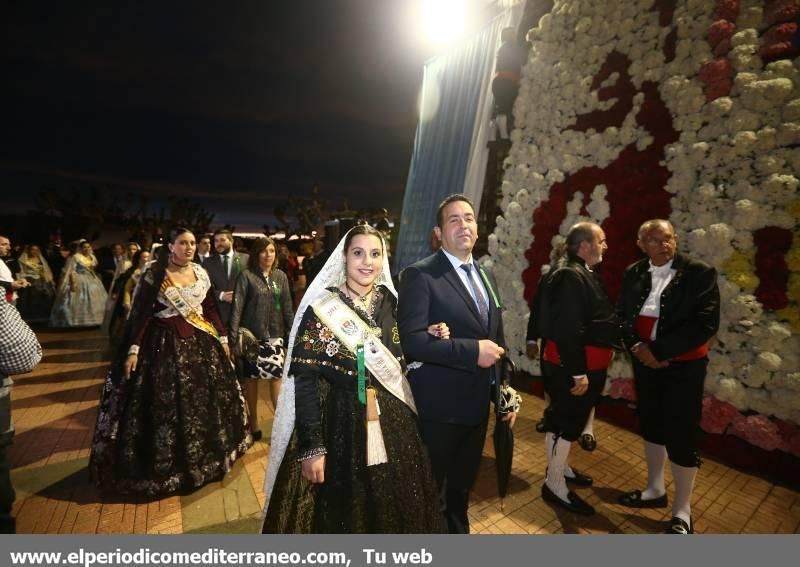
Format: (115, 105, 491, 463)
(617, 219, 720, 534)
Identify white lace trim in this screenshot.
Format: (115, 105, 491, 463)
(154, 264, 211, 319)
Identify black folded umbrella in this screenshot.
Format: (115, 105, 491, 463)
(494, 357, 520, 510)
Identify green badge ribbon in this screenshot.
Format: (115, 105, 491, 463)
(479, 268, 501, 309)
(357, 344, 366, 405)
(271, 281, 281, 311)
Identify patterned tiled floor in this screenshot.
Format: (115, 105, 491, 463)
(8, 328, 800, 534)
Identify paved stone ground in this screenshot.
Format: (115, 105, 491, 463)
(8, 328, 800, 534)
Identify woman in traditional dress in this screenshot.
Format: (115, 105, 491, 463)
(16, 244, 56, 324)
(49, 240, 107, 327)
(101, 242, 141, 334)
(106, 249, 151, 352)
(262, 225, 444, 533)
(229, 237, 294, 440)
(89, 227, 251, 496)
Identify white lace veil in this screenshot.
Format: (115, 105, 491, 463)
(262, 226, 396, 514)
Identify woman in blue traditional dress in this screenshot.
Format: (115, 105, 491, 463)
(49, 240, 108, 327)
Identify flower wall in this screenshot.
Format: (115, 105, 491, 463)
(487, 0, 800, 455)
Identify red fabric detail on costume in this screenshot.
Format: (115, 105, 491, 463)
(542, 340, 613, 371)
(635, 315, 708, 361)
(5, 291, 13, 303)
(495, 70, 520, 82)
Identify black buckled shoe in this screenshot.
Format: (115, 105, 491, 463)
(578, 433, 597, 452)
(541, 483, 595, 516)
(565, 468, 593, 487)
(665, 516, 693, 534)
(618, 489, 668, 508)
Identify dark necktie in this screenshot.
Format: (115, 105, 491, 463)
(223, 254, 229, 277)
(460, 264, 489, 329)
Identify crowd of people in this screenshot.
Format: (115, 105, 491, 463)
(0, 196, 719, 536)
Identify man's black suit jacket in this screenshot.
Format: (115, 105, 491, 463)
(204, 252, 249, 326)
(398, 250, 504, 426)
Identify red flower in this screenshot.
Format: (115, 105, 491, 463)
(765, 0, 800, 26)
(713, 0, 741, 22)
(775, 418, 800, 458)
(713, 38, 733, 57)
(700, 395, 740, 434)
(698, 58, 733, 82)
(705, 78, 733, 101)
(608, 377, 637, 401)
(753, 227, 792, 310)
(708, 19, 736, 49)
(729, 414, 783, 451)
(764, 21, 798, 44)
(760, 42, 800, 64)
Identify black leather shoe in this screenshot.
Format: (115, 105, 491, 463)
(535, 417, 547, 433)
(618, 489, 668, 508)
(578, 433, 597, 451)
(541, 483, 595, 516)
(565, 468, 593, 487)
(251, 430, 263, 442)
(665, 516, 693, 534)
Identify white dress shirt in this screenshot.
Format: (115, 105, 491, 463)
(440, 248, 490, 309)
(639, 259, 676, 340)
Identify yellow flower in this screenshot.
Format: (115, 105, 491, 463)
(723, 252, 759, 292)
(775, 306, 800, 334)
(788, 274, 800, 303)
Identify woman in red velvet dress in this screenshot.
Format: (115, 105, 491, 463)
(90, 227, 251, 496)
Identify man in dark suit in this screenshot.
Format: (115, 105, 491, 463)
(204, 229, 248, 327)
(194, 235, 212, 265)
(617, 219, 719, 535)
(99, 243, 124, 291)
(398, 194, 513, 534)
(534, 222, 619, 516)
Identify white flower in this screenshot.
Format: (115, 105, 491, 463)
(757, 352, 783, 372)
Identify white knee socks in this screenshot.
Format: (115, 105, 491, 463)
(671, 462, 697, 527)
(582, 407, 595, 437)
(642, 441, 667, 499)
(545, 432, 571, 500)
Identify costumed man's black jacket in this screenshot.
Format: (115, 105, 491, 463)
(617, 253, 720, 360)
(536, 255, 620, 376)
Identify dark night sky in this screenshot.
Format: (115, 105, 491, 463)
(1, 1, 476, 230)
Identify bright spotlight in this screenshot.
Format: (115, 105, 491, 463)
(418, 0, 467, 48)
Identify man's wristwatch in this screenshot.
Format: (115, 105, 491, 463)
(631, 341, 645, 354)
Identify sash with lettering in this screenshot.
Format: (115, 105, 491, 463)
(312, 291, 417, 465)
(159, 275, 222, 343)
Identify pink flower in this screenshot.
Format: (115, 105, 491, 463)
(607, 377, 637, 401)
(729, 415, 783, 451)
(700, 395, 740, 434)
